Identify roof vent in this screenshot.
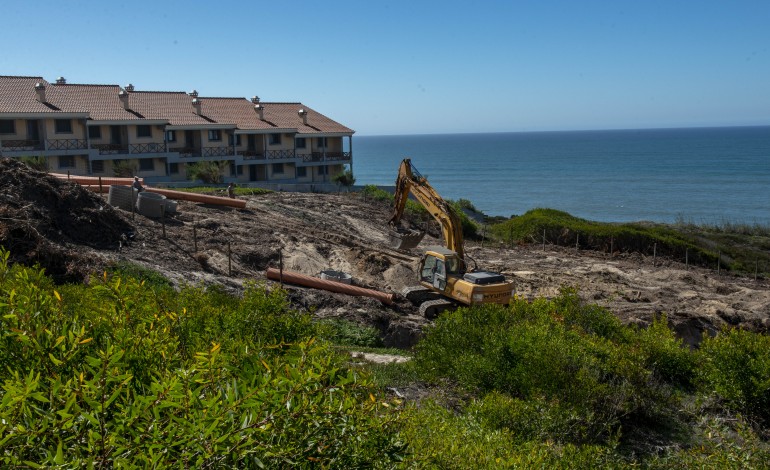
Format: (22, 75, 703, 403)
(189, 89, 199, 98)
(298, 109, 308, 125)
(192, 98, 202, 115)
(125, 83, 135, 92)
(251, 96, 260, 104)
(254, 104, 264, 120)
(119, 90, 130, 110)
(56, 77, 66, 85)
(34, 82, 47, 102)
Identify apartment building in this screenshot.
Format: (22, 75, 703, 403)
(0, 75, 354, 187)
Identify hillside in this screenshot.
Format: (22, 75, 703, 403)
(1, 158, 768, 348)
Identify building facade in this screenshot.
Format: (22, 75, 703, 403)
(0, 76, 354, 187)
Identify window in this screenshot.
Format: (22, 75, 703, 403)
(91, 160, 104, 173)
(166, 130, 176, 142)
(318, 166, 328, 175)
(169, 162, 179, 174)
(296, 166, 307, 178)
(0, 120, 15, 134)
(269, 133, 282, 145)
(55, 119, 72, 134)
(208, 129, 222, 141)
(272, 163, 284, 174)
(137, 125, 152, 138)
(237, 165, 243, 175)
(59, 155, 75, 168)
(317, 137, 327, 148)
(228, 134, 242, 146)
(229, 162, 236, 176)
(139, 158, 155, 171)
(295, 137, 306, 149)
(88, 126, 101, 139)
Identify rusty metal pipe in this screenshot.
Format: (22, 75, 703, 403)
(266, 267, 394, 305)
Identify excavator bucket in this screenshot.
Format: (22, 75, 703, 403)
(389, 228, 426, 250)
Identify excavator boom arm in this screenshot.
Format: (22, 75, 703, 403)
(389, 159, 465, 259)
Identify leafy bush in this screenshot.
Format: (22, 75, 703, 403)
(332, 167, 356, 191)
(412, 290, 691, 446)
(187, 161, 228, 184)
(319, 318, 383, 348)
(111, 159, 137, 178)
(17, 155, 49, 172)
(0, 248, 404, 467)
(698, 327, 770, 424)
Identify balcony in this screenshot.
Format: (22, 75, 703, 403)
(170, 146, 201, 158)
(326, 151, 351, 161)
(129, 143, 166, 154)
(240, 150, 265, 160)
(0, 139, 44, 152)
(267, 149, 295, 160)
(202, 146, 234, 158)
(299, 151, 351, 163)
(93, 143, 129, 155)
(46, 139, 88, 151)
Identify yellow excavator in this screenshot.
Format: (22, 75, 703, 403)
(388, 158, 514, 317)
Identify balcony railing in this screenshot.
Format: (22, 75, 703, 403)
(299, 152, 323, 163)
(299, 151, 351, 162)
(46, 139, 88, 150)
(202, 146, 234, 157)
(129, 143, 166, 154)
(240, 150, 265, 160)
(326, 151, 351, 161)
(93, 143, 129, 155)
(0, 139, 44, 151)
(267, 149, 295, 160)
(168, 147, 199, 158)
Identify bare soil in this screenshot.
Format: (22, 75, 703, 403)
(2, 158, 769, 348)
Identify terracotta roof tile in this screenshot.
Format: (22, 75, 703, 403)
(1, 75, 354, 134)
(51, 84, 146, 121)
(126, 91, 222, 127)
(0, 76, 87, 114)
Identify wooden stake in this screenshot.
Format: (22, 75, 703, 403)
(193, 220, 198, 252)
(610, 236, 613, 256)
(575, 234, 579, 252)
(228, 242, 232, 277)
(160, 204, 166, 238)
(755, 259, 759, 281)
(542, 229, 546, 252)
(653, 242, 657, 267)
(686, 248, 689, 269)
(718, 251, 721, 274)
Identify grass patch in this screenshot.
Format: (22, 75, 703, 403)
(172, 185, 273, 197)
(490, 208, 770, 275)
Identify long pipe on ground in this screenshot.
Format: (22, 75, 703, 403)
(76, 184, 247, 209)
(266, 267, 394, 305)
(50, 174, 144, 185)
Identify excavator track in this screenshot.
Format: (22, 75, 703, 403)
(419, 298, 455, 319)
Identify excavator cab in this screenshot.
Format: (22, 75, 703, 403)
(419, 248, 464, 293)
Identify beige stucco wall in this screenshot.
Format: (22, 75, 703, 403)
(268, 162, 295, 180)
(43, 118, 86, 139)
(53, 154, 88, 174)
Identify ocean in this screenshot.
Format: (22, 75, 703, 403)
(352, 126, 770, 225)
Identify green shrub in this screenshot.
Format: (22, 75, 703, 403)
(698, 328, 770, 424)
(413, 292, 688, 446)
(319, 318, 383, 347)
(187, 161, 228, 184)
(0, 247, 405, 467)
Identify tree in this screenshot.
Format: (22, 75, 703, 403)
(187, 161, 228, 184)
(332, 167, 356, 192)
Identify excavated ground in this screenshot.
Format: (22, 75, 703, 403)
(1, 158, 769, 348)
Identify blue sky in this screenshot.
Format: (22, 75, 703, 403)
(2, 1, 768, 135)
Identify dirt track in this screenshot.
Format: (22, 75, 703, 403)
(2, 159, 768, 348)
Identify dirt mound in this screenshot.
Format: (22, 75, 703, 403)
(0, 158, 133, 282)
